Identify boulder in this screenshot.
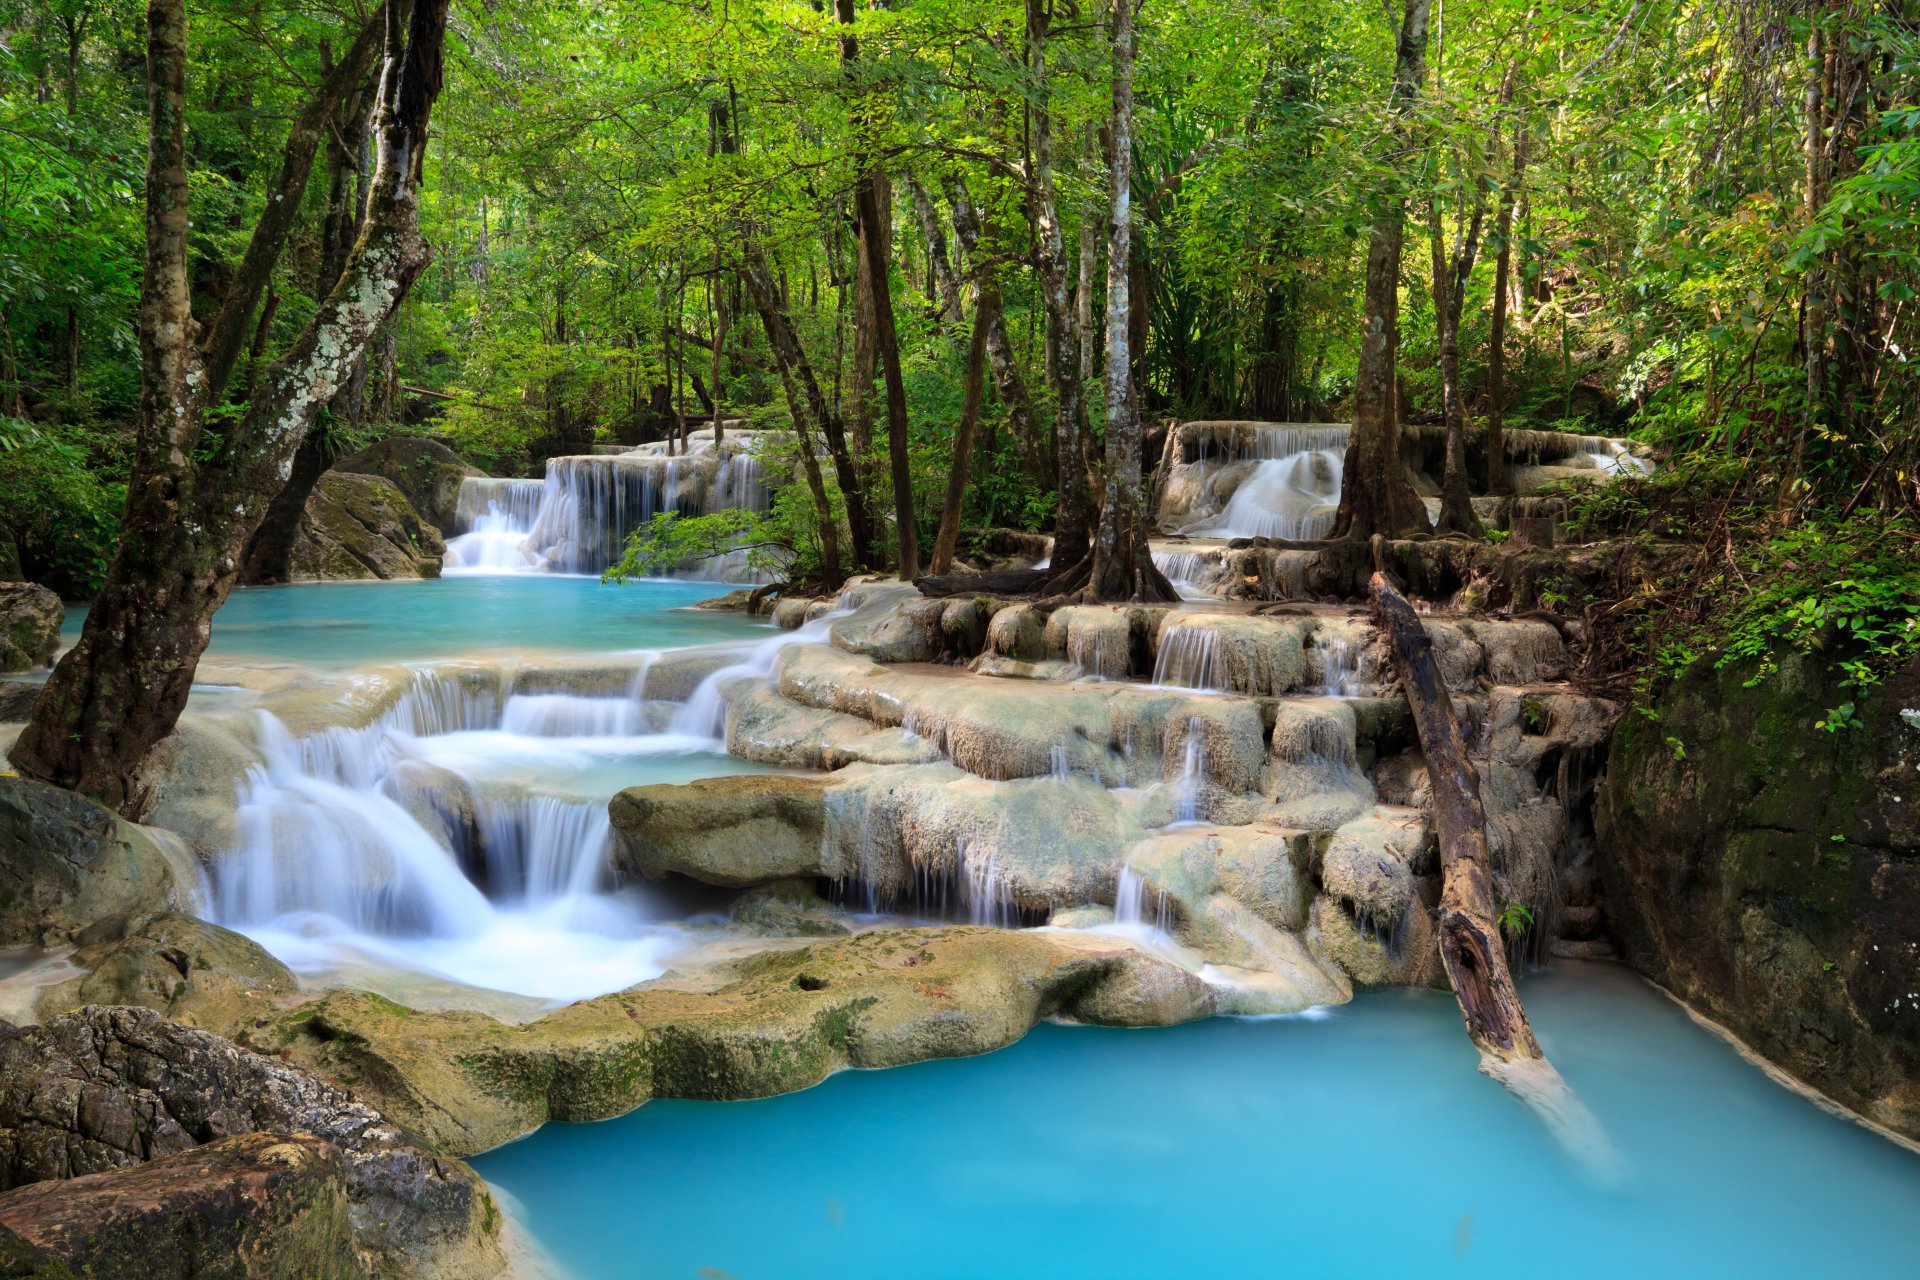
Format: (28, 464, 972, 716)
(0, 777, 198, 946)
(610, 774, 830, 886)
(0, 1007, 504, 1279)
(727, 881, 851, 937)
(29, 913, 296, 1033)
(0, 1132, 367, 1280)
(1599, 649, 1920, 1142)
(332, 437, 483, 535)
(0, 682, 41, 725)
(288, 474, 444, 582)
(0, 586, 60, 674)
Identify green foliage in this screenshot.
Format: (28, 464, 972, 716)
(0, 415, 125, 596)
(1496, 900, 1534, 938)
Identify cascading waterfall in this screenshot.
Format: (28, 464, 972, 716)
(1183, 425, 1347, 541)
(1318, 638, 1358, 697)
(670, 612, 846, 742)
(210, 652, 737, 1002)
(1152, 625, 1226, 692)
(444, 430, 776, 579)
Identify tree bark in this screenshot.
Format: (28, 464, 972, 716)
(835, 0, 919, 578)
(9, 0, 451, 815)
(948, 176, 1048, 490)
(1332, 0, 1435, 541)
(741, 244, 845, 587)
(930, 288, 996, 575)
(1427, 192, 1482, 537)
(1369, 570, 1539, 1063)
(1485, 99, 1529, 496)
(1024, 0, 1093, 570)
(905, 172, 963, 328)
(1090, 0, 1174, 603)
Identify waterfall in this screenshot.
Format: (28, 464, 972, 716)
(670, 611, 847, 741)
(1318, 638, 1358, 697)
(1152, 625, 1226, 691)
(1114, 861, 1172, 932)
(1205, 447, 1343, 540)
(1049, 743, 1071, 781)
(959, 841, 1018, 928)
(211, 655, 699, 1002)
(1171, 716, 1208, 825)
(443, 430, 777, 580)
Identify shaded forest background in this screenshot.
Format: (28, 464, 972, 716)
(1, 0, 1915, 639)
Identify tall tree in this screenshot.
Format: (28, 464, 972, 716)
(837, 0, 919, 579)
(1332, 0, 1436, 540)
(9, 0, 452, 813)
(1089, 0, 1172, 601)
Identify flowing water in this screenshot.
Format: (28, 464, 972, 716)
(475, 961, 1920, 1279)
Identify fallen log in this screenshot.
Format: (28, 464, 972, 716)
(1370, 569, 1624, 1177)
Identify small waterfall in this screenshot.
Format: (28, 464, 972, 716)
(1207, 448, 1343, 540)
(500, 693, 645, 738)
(1050, 743, 1071, 781)
(473, 795, 612, 902)
(1152, 624, 1225, 691)
(959, 841, 1018, 928)
(443, 432, 776, 579)
(211, 651, 700, 1002)
(1171, 716, 1208, 825)
(1319, 639, 1358, 697)
(671, 611, 846, 741)
(1114, 862, 1171, 932)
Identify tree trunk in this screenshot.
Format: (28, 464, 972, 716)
(1025, 0, 1093, 570)
(1369, 570, 1539, 1062)
(238, 80, 379, 585)
(948, 176, 1048, 490)
(9, 0, 451, 815)
(1485, 87, 1528, 496)
(1090, 0, 1174, 604)
(836, 0, 919, 578)
(930, 288, 996, 575)
(1332, 0, 1435, 541)
(1427, 193, 1481, 537)
(905, 172, 963, 328)
(741, 244, 845, 587)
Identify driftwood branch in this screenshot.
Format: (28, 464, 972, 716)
(1370, 570, 1624, 1176)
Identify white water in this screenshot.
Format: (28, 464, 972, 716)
(1317, 638, 1359, 697)
(1152, 625, 1226, 692)
(1113, 862, 1172, 932)
(1169, 716, 1208, 826)
(210, 639, 799, 1002)
(444, 431, 772, 578)
(1186, 426, 1346, 541)
(670, 612, 846, 742)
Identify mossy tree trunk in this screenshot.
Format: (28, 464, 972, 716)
(8, 0, 451, 815)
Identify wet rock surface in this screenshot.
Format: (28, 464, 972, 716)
(0, 778, 198, 946)
(0, 586, 60, 675)
(1600, 650, 1920, 1141)
(289, 473, 445, 582)
(0, 1007, 504, 1279)
(331, 437, 484, 535)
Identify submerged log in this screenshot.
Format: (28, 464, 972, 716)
(1369, 569, 1541, 1063)
(1370, 569, 1623, 1177)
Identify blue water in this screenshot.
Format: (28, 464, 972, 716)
(59, 577, 761, 665)
(476, 962, 1920, 1279)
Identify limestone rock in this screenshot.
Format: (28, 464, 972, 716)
(332, 437, 484, 535)
(0, 1007, 504, 1279)
(610, 774, 829, 886)
(0, 586, 60, 674)
(0, 1132, 367, 1280)
(0, 777, 198, 946)
(29, 913, 296, 1034)
(727, 881, 850, 937)
(1067, 947, 1218, 1026)
(288, 474, 444, 582)
(1598, 648, 1920, 1142)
